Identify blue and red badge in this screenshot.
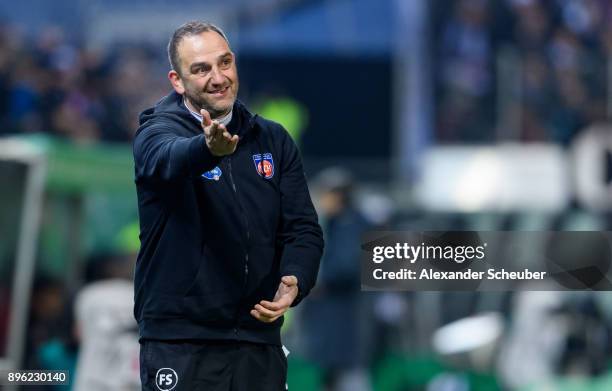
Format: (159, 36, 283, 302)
(252, 153, 275, 179)
(202, 166, 222, 181)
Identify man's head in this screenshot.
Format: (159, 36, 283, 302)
(168, 21, 238, 118)
(314, 167, 354, 217)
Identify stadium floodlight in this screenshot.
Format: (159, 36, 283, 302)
(0, 138, 46, 385)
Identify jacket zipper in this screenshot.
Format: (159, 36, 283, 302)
(227, 156, 250, 332)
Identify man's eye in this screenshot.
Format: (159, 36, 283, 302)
(222, 59, 232, 66)
(193, 67, 207, 74)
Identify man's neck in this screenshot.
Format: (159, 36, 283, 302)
(183, 97, 232, 126)
(183, 98, 203, 116)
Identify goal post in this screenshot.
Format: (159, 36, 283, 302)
(0, 138, 46, 381)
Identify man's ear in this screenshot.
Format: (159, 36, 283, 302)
(168, 70, 185, 94)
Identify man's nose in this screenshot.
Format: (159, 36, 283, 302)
(210, 67, 225, 85)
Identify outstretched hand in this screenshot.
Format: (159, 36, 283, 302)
(201, 109, 239, 156)
(250, 275, 299, 323)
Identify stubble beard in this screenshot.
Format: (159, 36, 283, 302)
(185, 87, 236, 119)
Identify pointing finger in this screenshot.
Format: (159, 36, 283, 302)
(212, 121, 224, 139)
(204, 120, 217, 138)
(200, 109, 212, 127)
(206, 121, 220, 140)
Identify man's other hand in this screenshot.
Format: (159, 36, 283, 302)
(201, 109, 239, 156)
(250, 275, 299, 323)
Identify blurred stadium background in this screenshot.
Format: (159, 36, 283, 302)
(2, 0, 612, 390)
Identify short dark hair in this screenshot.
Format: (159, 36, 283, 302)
(168, 21, 229, 75)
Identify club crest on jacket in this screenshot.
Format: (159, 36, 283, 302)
(202, 166, 222, 181)
(253, 153, 275, 179)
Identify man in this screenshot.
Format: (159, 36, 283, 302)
(132, 21, 323, 391)
(73, 254, 140, 391)
(303, 168, 372, 391)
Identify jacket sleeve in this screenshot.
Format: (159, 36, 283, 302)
(133, 124, 221, 182)
(276, 128, 324, 307)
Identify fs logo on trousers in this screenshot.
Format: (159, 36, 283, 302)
(253, 153, 275, 179)
(155, 368, 178, 391)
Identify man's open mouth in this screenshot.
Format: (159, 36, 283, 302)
(208, 86, 230, 96)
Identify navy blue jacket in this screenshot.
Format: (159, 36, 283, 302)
(132, 92, 323, 345)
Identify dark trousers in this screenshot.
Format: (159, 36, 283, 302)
(140, 339, 287, 391)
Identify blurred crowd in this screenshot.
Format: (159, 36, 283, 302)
(435, 0, 612, 144)
(2, 0, 611, 147)
(0, 22, 168, 144)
